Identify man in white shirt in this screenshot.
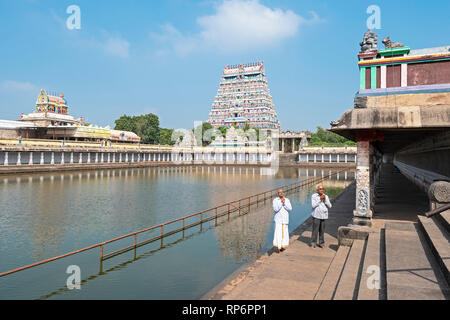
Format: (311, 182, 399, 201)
(273, 189, 292, 253)
(310, 184, 332, 249)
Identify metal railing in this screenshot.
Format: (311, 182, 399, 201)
(425, 203, 450, 218)
(0, 170, 345, 278)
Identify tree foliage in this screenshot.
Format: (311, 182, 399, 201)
(159, 128, 175, 146)
(114, 113, 160, 144)
(309, 126, 356, 146)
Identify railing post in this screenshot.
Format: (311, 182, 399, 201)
(200, 213, 203, 232)
(100, 244, 104, 261)
(160, 225, 164, 247)
(182, 218, 185, 238)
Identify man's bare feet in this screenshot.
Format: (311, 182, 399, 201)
(280, 248, 286, 252)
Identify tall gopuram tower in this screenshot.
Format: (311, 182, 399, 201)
(207, 61, 280, 131)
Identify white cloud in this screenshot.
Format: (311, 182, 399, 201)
(153, 0, 321, 55)
(101, 36, 130, 58)
(0, 80, 39, 93)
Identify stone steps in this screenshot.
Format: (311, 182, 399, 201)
(357, 231, 385, 300)
(418, 214, 450, 287)
(334, 239, 366, 300)
(385, 221, 450, 300)
(314, 245, 350, 300)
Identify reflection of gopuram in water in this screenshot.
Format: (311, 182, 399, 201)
(214, 204, 273, 263)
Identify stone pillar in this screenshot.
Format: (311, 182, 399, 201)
(17, 152, 21, 165)
(291, 139, 295, 153)
(281, 139, 285, 153)
(29, 152, 33, 165)
(61, 152, 65, 165)
(51, 152, 55, 165)
(40, 152, 44, 165)
(87, 153, 91, 164)
(70, 152, 74, 164)
(354, 140, 372, 224)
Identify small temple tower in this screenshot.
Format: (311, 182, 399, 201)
(207, 61, 280, 132)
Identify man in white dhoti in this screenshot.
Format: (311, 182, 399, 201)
(273, 189, 292, 253)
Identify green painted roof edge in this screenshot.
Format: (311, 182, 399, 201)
(379, 46, 411, 56)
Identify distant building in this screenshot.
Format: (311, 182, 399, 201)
(20, 89, 76, 127)
(0, 89, 140, 143)
(207, 61, 280, 131)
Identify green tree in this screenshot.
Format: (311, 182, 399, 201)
(114, 113, 160, 144)
(158, 128, 175, 145)
(218, 126, 228, 138)
(193, 122, 214, 146)
(114, 115, 135, 132)
(309, 126, 356, 146)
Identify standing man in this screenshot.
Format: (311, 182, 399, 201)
(310, 184, 332, 249)
(273, 189, 292, 253)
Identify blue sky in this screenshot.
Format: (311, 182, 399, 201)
(0, 0, 449, 132)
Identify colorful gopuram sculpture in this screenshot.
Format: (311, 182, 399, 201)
(207, 61, 280, 131)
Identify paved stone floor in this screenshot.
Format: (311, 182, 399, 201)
(205, 182, 356, 300)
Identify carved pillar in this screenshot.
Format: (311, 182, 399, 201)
(354, 140, 372, 223)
